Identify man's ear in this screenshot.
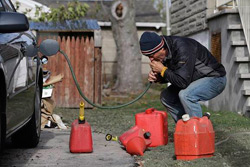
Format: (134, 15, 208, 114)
(163, 47, 168, 55)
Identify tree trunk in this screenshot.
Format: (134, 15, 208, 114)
(108, 0, 143, 93)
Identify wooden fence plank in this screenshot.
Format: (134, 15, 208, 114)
(94, 47, 102, 104)
(80, 37, 92, 108)
(74, 36, 81, 106)
(52, 36, 61, 107)
(63, 36, 69, 107)
(84, 37, 94, 107)
(59, 36, 66, 107)
(70, 37, 76, 107)
(79, 37, 85, 107)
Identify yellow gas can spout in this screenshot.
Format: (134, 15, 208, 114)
(79, 101, 85, 123)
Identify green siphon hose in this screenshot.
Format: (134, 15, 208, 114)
(60, 50, 152, 109)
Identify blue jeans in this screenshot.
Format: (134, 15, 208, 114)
(160, 76, 227, 122)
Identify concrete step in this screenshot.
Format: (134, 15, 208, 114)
(228, 24, 243, 30)
(246, 106, 250, 111)
(244, 98, 250, 116)
(231, 31, 245, 41)
(242, 89, 250, 95)
(245, 106, 250, 115)
(231, 40, 247, 46)
(238, 63, 250, 74)
(243, 80, 250, 90)
(234, 57, 250, 62)
(238, 73, 250, 79)
(233, 46, 250, 57)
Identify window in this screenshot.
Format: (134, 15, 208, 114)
(2, 0, 15, 12)
(211, 32, 221, 63)
(0, 1, 4, 11)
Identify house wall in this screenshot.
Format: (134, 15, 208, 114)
(171, 0, 208, 36)
(170, 0, 217, 49)
(101, 27, 162, 82)
(188, 30, 210, 49)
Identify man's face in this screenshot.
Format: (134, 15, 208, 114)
(148, 48, 166, 63)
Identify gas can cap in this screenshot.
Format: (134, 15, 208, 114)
(144, 132, 151, 139)
(182, 114, 190, 121)
(203, 112, 211, 119)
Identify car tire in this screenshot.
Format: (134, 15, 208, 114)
(12, 85, 41, 148)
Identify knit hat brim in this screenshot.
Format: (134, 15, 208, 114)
(141, 39, 164, 56)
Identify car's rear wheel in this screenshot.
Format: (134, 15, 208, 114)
(12, 85, 41, 148)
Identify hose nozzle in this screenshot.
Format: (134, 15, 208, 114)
(105, 134, 118, 141)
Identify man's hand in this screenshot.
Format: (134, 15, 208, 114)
(148, 70, 158, 82)
(150, 61, 165, 73)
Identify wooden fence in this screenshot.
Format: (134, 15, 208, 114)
(38, 35, 102, 108)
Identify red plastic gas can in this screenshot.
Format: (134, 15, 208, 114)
(119, 125, 151, 148)
(174, 115, 215, 160)
(135, 108, 168, 147)
(69, 119, 93, 153)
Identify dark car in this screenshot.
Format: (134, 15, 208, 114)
(0, 0, 43, 151)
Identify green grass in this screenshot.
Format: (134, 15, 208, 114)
(54, 88, 250, 167)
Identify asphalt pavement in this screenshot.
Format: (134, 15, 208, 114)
(0, 129, 134, 167)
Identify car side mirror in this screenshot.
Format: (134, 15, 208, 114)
(39, 39, 60, 57)
(0, 12, 29, 33)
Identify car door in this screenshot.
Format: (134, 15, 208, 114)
(0, 0, 37, 135)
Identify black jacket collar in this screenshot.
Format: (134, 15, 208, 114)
(162, 36, 172, 61)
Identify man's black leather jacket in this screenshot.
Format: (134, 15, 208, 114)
(161, 35, 226, 89)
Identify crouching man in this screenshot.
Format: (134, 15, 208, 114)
(139, 32, 226, 122)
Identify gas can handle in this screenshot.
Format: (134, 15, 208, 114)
(145, 108, 155, 114)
